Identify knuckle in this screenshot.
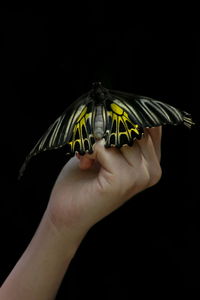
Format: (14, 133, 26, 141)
(134, 168, 151, 190)
(143, 169, 151, 187)
(149, 164, 162, 187)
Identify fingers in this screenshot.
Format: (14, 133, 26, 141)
(80, 156, 94, 170)
(120, 142, 142, 168)
(76, 140, 124, 174)
(93, 139, 125, 174)
(137, 128, 162, 186)
(76, 126, 162, 176)
(76, 153, 94, 170)
(145, 126, 162, 162)
(137, 127, 162, 163)
(137, 130, 157, 162)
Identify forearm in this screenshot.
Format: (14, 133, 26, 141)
(0, 210, 87, 300)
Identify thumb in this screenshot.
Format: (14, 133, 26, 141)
(93, 139, 124, 174)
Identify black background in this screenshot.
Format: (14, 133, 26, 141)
(0, 5, 200, 297)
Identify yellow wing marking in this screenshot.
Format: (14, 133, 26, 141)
(109, 103, 140, 138)
(110, 103, 124, 115)
(67, 105, 93, 153)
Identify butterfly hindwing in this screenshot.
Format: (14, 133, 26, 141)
(105, 100, 144, 148)
(66, 101, 95, 155)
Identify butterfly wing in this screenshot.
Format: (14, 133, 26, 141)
(19, 85, 194, 179)
(18, 93, 95, 179)
(109, 89, 194, 128)
(104, 99, 144, 148)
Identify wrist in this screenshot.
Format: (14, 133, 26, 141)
(43, 207, 89, 251)
(0, 208, 88, 300)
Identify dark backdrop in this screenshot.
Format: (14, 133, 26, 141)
(0, 6, 199, 297)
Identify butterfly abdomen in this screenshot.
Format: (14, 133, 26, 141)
(93, 105, 106, 140)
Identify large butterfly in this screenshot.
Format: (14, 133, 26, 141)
(18, 82, 194, 179)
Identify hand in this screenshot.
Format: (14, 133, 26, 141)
(0, 127, 162, 300)
(46, 127, 162, 235)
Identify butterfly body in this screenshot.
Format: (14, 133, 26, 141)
(18, 82, 194, 179)
(93, 104, 105, 140)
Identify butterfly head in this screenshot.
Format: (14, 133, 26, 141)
(91, 82, 109, 104)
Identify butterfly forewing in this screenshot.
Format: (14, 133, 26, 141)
(18, 93, 94, 178)
(109, 90, 190, 127)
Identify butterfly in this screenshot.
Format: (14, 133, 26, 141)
(18, 82, 194, 179)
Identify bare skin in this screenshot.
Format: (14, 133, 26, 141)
(0, 127, 162, 300)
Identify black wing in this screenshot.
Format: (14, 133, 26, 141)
(18, 92, 95, 179)
(109, 89, 194, 128)
(19, 86, 194, 179)
(104, 99, 144, 148)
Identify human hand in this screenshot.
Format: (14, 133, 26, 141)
(46, 127, 162, 236)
